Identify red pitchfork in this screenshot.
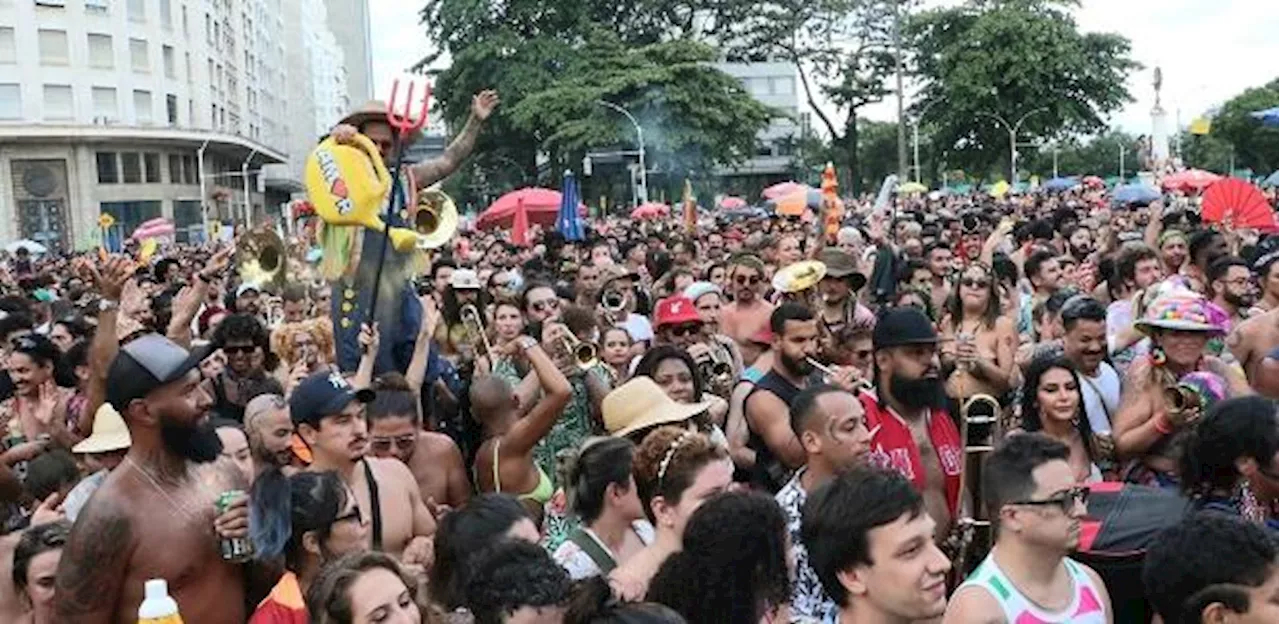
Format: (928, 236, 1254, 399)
(366, 76, 431, 329)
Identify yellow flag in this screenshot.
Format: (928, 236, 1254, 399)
(1189, 117, 1211, 135)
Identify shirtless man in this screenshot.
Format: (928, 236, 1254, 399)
(292, 371, 435, 564)
(243, 393, 297, 475)
(54, 334, 263, 623)
(366, 380, 470, 513)
(860, 308, 961, 541)
(1227, 307, 1279, 398)
(720, 255, 774, 351)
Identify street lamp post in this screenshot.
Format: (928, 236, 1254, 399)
(241, 147, 259, 228)
(909, 99, 940, 184)
(196, 138, 212, 241)
(978, 108, 1047, 185)
(596, 100, 647, 204)
(1118, 142, 1126, 180)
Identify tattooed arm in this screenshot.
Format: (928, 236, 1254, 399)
(409, 90, 498, 188)
(54, 498, 134, 623)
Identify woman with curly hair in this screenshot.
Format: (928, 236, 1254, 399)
(272, 318, 336, 390)
(608, 426, 732, 601)
(647, 491, 792, 624)
(306, 551, 444, 624)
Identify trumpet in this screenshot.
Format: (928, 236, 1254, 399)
(601, 290, 627, 313)
(1165, 383, 1206, 426)
(699, 346, 735, 387)
(559, 332, 598, 371)
(459, 304, 494, 359)
(806, 357, 872, 392)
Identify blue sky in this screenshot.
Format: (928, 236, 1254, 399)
(368, 0, 1278, 136)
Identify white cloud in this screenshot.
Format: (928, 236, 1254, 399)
(368, 0, 437, 99)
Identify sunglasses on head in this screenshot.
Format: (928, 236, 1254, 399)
(223, 345, 258, 355)
(668, 323, 702, 338)
(734, 274, 761, 286)
(1008, 485, 1089, 513)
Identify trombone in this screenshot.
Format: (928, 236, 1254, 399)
(951, 392, 1002, 576)
(459, 304, 495, 360)
(559, 331, 598, 371)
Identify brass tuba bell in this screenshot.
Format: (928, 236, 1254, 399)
(236, 228, 287, 292)
(413, 187, 459, 249)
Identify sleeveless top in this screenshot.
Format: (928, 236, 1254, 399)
(492, 438, 554, 505)
(959, 552, 1107, 624)
(745, 371, 803, 492)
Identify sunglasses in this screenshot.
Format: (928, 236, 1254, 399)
(961, 277, 991, 289)
(223, 345, 258, 355)
(333, 504, 364, 525)
(668, 324, 702, 338)
(1008, 486, 1089, 513)
(530, 299, 560, 314)
(734, 274, 762, 286)
(370, 434, 416, 452)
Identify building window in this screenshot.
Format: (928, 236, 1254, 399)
(162, 45, 175, 78)
(166, 94, 177, 125)
(121, 153, 141, 183)
(185, 52, 192, 84)
(133, 89, 152, 124)
(205, 13, 213, 44)
(0, 28, 16, 64)
(0, 84, 21, 120)
(182, 155, 197, 184)
(168, 154, 181, 183)
(96, 152, 118, 183)
(128, 0, 145, 22)
(91, 86, 117, 121)
(42, 85, 73, 120)
(84, 0, 109, 12)
(160, 0, 172, 29)
(87, 33, 113, 68)
(100, 201, 162, 247)
(772, 76, 794, 96)
(38, 29, 69, 65)
(143, 153, 161, 183)
(129, 38, 149, 73)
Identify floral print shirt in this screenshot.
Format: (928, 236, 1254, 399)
(776, 469, 834, 621)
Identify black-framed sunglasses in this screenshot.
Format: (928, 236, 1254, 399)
(531, 299, 560, 314)
(370, 435, 416, 452)
(669, 323, 702, 338)
(1008, 486, 1089, 513)
(222, 345, 258, 355)
(960, 277, 991, 290)
(333, 504, 364, 525)
(734, 274, 762, 286)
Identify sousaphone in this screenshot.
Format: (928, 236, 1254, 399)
(413, 187, 458, 249)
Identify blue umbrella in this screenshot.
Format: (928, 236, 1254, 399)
(556, 170, 585, 241)
(1043, 177, 1080, 191)
(1249, 107, 1279, 128)
(1112, 183, 1162, 206)
(1264, 171, 1279, 188)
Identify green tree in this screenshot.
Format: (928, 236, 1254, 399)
(907, 0, 1140, 180)
(1180, 131, 1236, 174)
(1021, 129, 1138, 178)
(1204, 79, 1279, 174)
(728, 0, 901, 194)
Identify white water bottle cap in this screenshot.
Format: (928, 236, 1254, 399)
(144, 579, 168, 601)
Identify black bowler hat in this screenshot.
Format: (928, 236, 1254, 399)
(873, 307, 940, 350)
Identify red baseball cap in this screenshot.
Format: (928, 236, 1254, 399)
(654, 296, 703, 328)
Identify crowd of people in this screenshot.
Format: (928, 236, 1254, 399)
(0, 102, 1276, 624)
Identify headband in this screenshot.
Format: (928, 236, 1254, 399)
(656, 429, 696, 490)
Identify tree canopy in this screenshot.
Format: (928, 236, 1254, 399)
(906, 0, 1139, 179)
(1200, 79, 1279, 175)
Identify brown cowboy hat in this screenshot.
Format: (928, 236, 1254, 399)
(337, 100, 423, 144)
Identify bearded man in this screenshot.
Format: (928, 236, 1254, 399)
(860, 307, 961, 539)
(323, 90, 499, 374)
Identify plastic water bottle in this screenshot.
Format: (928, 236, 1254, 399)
(137, 579, 184, 624)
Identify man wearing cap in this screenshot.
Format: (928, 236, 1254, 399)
(815, 248, 869, 338)
(324, 90, 499, 375)
(440, 268, 485, 360)
(62, 403, 132, 522)
(652, 296, 706, 352)
(599, 266, 651, 353)
(721, 254, 775, 352)
(860, 307, 961, 539)
(292, 371, 435, 564)
(235, 283, 262, 317)
(55, 334, 263, 624)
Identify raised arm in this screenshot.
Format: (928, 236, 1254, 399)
(167, 246, 231, 348)
(54, 499, 134, 623)
(79, 256, 133, 435)
(410, 90, 499, 188)
(502, 334, 572, 456)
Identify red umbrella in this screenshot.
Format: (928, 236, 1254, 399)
(1201, 178, 1278, 232)
(510, 202, 531, 247)
(719, 196, 746, 210)
(630, 203, 668, 220)
(1161, 169, 1221, 192)
(762, 181, 808, 200)
(476, 188, 583, 230)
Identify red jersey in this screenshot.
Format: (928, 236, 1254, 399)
(858, 392, 963, 515)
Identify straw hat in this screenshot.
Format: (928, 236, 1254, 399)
(603, 377, 712, 438)
(336, 100, 423, 144)
(72, 404, 132, 454)
(1135, 292, 1225, 335)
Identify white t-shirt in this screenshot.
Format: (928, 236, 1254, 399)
(1078, 363, 1120, 434)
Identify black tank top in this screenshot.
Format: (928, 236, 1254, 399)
(745, 371, 803, 492)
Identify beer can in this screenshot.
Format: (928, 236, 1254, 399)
(215, 490, 254, 562)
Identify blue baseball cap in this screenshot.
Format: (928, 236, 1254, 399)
(288, 371, 375, 427)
